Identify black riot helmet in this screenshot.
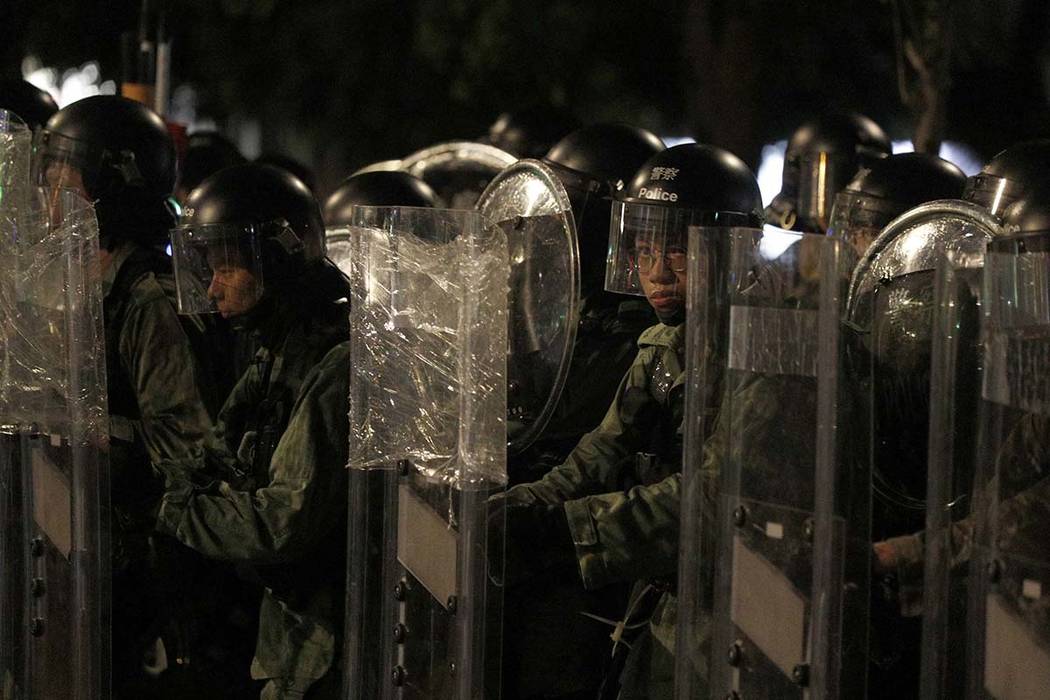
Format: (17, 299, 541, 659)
(606, 143, 762, 323)
(618, 143, 763, 215)
(964, 140, 1050, 217)
(255, 152, 317, 192)
(767, 113, 891, 233)
(171, 163, 342, 324)
(322, 171, 439, 227)
(486, 106, 581, 159)
(39, 95, 176, 201)
(545, 123, 666, 189)
(540, 123, 665, 297)
(175, 131, 245, 204)
(1000, 186, 1050, 239)
(323, 171, 440, 272)
(0, 79, 58, 129)
(37, 95, 177, 248)
(829, 152, 966, 256)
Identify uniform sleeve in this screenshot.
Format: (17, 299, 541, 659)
(564, 473, 682, 590)
(156, 346, 350, 563)
(505, 348, 654, 507)
(885, 413, 1050, 591)
(121, 291, 214, 463)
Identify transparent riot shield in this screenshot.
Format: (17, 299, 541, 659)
(849, 201, 1000, 535)
(678, 229, 868, 699)
(959, 232, 1050, 699)
(0, 108, 33, 700)
(846, 201, 999, 696)
(401, 142, 517, 209)
(675, 225, 753, 699)
(476, 159, 579, 456)
(344, 207, 508, 700)
(0, 183, 109, 700)
(913, 205, 1003, 699)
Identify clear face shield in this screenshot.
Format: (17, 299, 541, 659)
(30, 129, 115, 199)
(606, 201, 727, 324)
(827, 190, 901, 258)
(169, 221, 274, 317)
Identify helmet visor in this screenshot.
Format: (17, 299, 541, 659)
(827, 190, 902, 257)
(31, 129, 110, 198)
(169, 221, 270, 316)
(606, 201, 722, 301)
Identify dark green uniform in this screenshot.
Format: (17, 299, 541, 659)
(883, 413, 1050, 593)
(102, 240, 221, 694)
(503, 295, 655, 698)
(156, 299, 350, 700)
(504, 322, 692, 699)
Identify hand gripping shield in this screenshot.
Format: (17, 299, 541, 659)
(476, 159, 580, 456)
(953, 231, 1050, 699)
(677, 230, 871, 699)
(401, 141, 517, 209)
(344, 207, 508, 699)
(0, 114, 109, 700)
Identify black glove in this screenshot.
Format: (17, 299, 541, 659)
(493, 498, 577, 587)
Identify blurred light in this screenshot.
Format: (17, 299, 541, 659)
(891, 140, 983, 176)
(22, 56, 114, 108)
(757, 140, 787, 207)
(661, 136, 696, 148)
(759, 224, 800, 259)
(524, 176, 551, 211)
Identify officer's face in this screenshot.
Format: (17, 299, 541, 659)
(44, 161, 89, 199)
(634, 234, 687, 320)
(206, 247, 261, 318)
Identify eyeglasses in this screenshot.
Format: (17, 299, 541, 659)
(634, 247, 687, 274)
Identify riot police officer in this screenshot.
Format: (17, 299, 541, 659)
(34, 95, 231, 697)
(499, 143, 764, 699)
(766, 112, 891, 233)
(513, 123, 664, 483)
(158, 163, 351, 699)
(494, 123, 664, 700)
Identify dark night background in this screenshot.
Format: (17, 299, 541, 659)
(3, 0, 1049, 195)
